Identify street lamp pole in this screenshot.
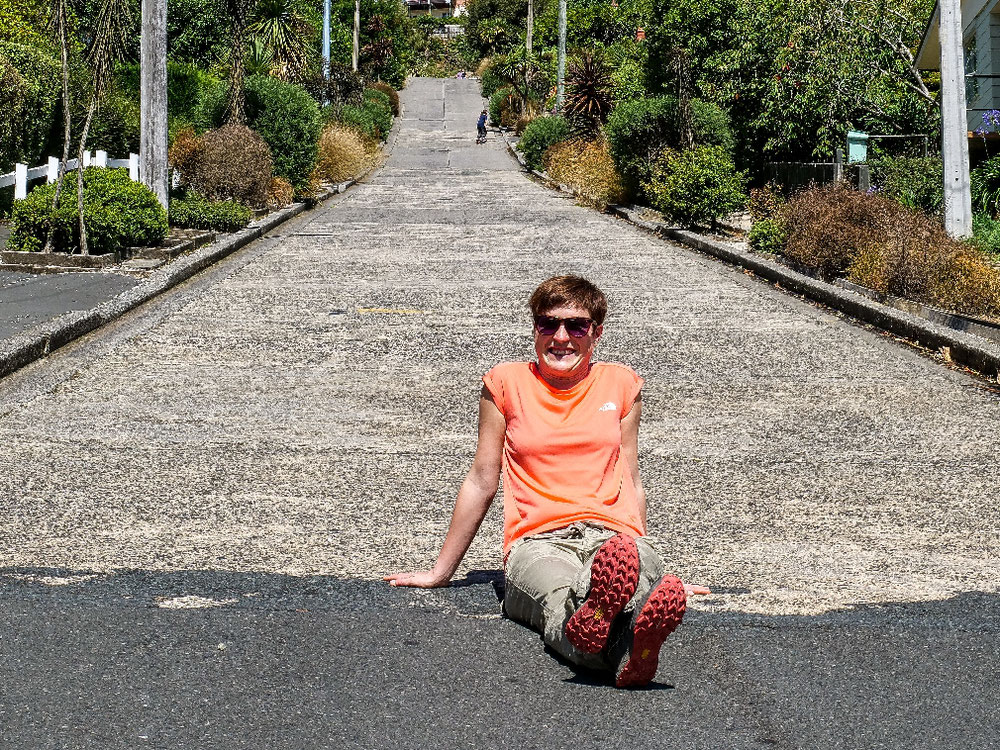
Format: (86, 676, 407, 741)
(322, 0, 330, 79)
(940, 0, 972, 239)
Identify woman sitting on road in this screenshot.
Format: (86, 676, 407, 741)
(386, 275, 709, 688)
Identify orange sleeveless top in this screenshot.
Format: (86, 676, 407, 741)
(482, 361, 645, 553)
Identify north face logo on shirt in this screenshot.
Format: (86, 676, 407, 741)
(598, 402, 617, 412)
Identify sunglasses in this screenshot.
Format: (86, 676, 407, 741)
(533, 315, 594, 337)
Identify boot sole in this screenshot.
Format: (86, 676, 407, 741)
(565, 533, 640, 654)
(615, 575, 687, 688)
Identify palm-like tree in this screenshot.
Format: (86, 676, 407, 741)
(564, 51, 613, 137)
(249, 0, 311, 82)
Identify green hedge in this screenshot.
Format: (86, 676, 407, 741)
(339, 90, 394, 141)
(519, 116, 571, 171)
(244, 75, 322, 190)
(604, 95, 734, 198)
(9, 167, 168, 254)
(169, 191, 252, 233)
(643, 145, 747, 228)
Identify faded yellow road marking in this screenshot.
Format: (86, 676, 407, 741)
(357, 307, 427, 314)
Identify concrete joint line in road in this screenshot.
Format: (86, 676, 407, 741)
(497, 129, 1000, 382)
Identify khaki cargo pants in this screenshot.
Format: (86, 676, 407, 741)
(503, 522, 665, 670)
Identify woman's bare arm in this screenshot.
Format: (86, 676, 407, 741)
(384, 387, 505, 588)
(620, 392, 646, 530)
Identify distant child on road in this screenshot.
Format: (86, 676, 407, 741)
(386, 275, 709, 687)
(476, 109, 488, 144)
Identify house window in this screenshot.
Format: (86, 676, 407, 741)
(966, 34, 980, 104)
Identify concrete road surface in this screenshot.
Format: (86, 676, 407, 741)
(1, 78, 997, 749)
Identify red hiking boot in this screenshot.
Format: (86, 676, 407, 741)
(565, 533, 640, 654)
(615, 574, 687, 688)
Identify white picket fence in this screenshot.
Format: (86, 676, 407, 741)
(0, 151, 140, 201)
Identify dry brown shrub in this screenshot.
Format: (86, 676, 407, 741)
(266, 177, 295, 209)
(475, 58, 492, 77)
(788, 183, 1000, 318)
(515, 114, 535, 136)
(748, 182, 784, 222)
(170, 124, 273, 208)
(167, 127, 203, 181)
(371, 81, 400, 116)
(543, 138, 627, 210)
(312, 124, 376, 184)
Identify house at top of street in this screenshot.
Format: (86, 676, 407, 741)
(404, 0, 466, 17)
(917, 0, 1000, 131)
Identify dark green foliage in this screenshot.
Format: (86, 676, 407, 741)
(371, 81, 400, 116)
(9, 167, 168, 254)
(971, 154, 1000, 217)
(0, 41, 62, 174)
(170, 191, 252, 232)
(643, 145, 746, 227)
(356, 1, 413, 88)
(479, 62, 505, 99)
(604, 95, 734, 198)
(86, 88, 142, 157)
(489, 86, 518, 127)
(519, 115, 571, 171)
(871, 156, 943, 215)
(116, 61, 226, 136)
(971, 213, 1000, 261)
(338, 89, 394, 141)
(165, 0, 232, 66)
(243, 75, 322, 189)
(748, 217, 787, 254)
(465, 0, 528, 56)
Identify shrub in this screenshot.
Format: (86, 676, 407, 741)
(748, 218, 787, 254)
(168, 124, 273, 208)
(748, 183, 785, 222)
(362, 88, 394, 138)
(643, 145, 747, 228)
(301, 63, 365, 108)
(312, 124, 376, 183)
(489, 86, 518, 128)
(479, 60, 504, 98)
(971, 154, 1000, 217)
(244, 74, 322, 190)
(9, 167, 168, 254)
(971, 213, 1000, 260)
(515, 114, 534, 136)
(169, 191, 252, 233)
(371, 81, 400, 116)
(519, 115, 571, 171)
(266, 177, 295, 209)
(872, 156, 944, 215)
(604, 96, 734, 198)
(543, 139, 627, 210)
(781, 182, 1000, 318)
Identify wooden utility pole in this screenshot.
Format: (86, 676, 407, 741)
(556, 0, 566, 109)
(353, 0, 360, 72)
(140, 0, 168, 209)
(940, 0, 972, 238)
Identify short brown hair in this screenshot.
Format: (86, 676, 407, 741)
(529, 275, 608, 325)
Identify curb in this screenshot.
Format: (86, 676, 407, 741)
(0, 175, 361, 381)
(499, 130, 1000, 381)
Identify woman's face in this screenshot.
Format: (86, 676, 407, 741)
(533, 304, 603, 382)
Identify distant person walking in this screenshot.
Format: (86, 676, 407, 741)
(387, 275, 710, 688)
(476, 109, 488, 144)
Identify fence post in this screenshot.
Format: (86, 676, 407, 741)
(834, 148, 844, 182)
(857, 165, 871, 193)
(129, 153, 139, 181)
(82, 150, 91, 168)
(96, 150, 107, 167)
(47, 156, 59, 183)
(14, 163, 27, 200)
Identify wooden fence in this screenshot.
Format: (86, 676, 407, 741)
(766, 161, 871, 194)
(0, 151, 139, 201)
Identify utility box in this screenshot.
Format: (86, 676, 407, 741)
(847, 131, 869, 163)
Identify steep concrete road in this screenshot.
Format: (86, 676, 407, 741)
(1, 78, 998, 748)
